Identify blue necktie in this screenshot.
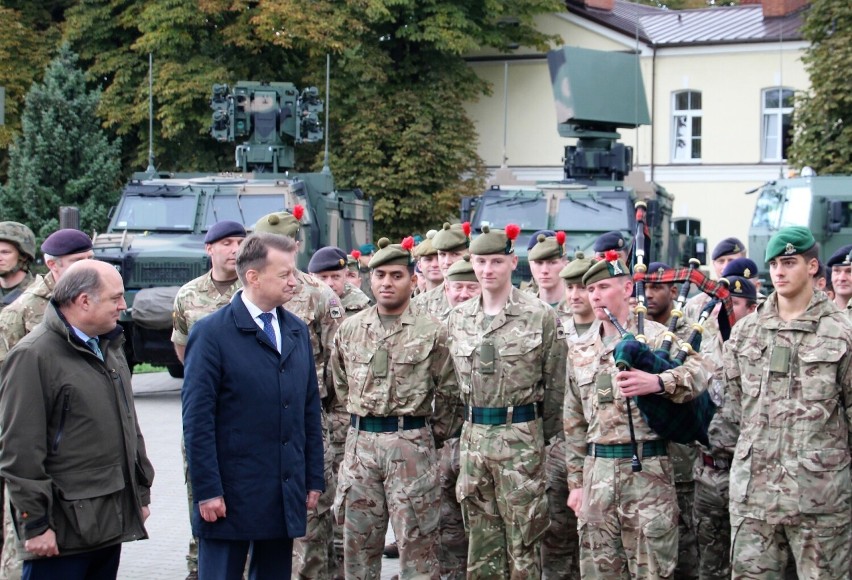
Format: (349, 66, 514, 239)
(86, 337, 104, 361)
(258, 312, 278, 351)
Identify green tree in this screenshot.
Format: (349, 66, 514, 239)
(0, 44, 121, 241)
(788, 0, 852, 174)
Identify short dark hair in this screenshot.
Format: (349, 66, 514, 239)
(53, 266, 102, 307)
(802, 244, 820, 263)
(236, 232, 297, 283)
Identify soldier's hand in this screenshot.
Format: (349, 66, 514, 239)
(567, 488, 583, 517)
(616, 369, 662, 397)
(199, 496, 226, 522)
(306, 490, 321, 510)
(24, 529, 59, 557)
(141, 505, 151, 523)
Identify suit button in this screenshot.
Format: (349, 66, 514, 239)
(284, 404, 289, 409)
(282, 440, 288, 446)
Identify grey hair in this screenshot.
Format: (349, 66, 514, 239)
(236, 232, 297, 284)
(53, 266, 102, 307)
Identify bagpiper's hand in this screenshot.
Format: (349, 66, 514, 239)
(616, 368, 662, 397)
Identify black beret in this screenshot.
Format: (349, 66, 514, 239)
(41, 229, 93, 256)
(726, 275, 757, 301)
(593, 231, 625, 252)
(711, 237, 746, 260)
(721, 257, 758, 279)
(527, 230, 555, 251)
(826, 244, 852, 268)
(308, 246, 348, 273)
(204, 220, 246, 244)
(647, 262, 671, 276)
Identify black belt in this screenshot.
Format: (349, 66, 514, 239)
(701, 451, 730, 470)
(587, 440, 668, 459)
(350, 415, 427, 433)
(464, 402, 543, 425)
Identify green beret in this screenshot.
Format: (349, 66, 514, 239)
(446, 255, 477, 282)
(254, 206, 304, 239)
(764, 226, 815, 262)
(368, 237, 416, 268)
(582, 252, 630, 286)
(414, 230, 438, 257)
(528, 232, 566, 261)
(469, 224, 519, 256)
(559, 251, 593, 285)
(432, 222, 471, 252)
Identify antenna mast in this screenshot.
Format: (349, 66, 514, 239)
(145, 53, 156, 176)
(322, 54, 331, 175)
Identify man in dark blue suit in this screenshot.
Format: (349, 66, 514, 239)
(182, 232, 325, 580)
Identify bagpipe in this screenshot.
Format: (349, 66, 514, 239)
(610, 201, 734, 471)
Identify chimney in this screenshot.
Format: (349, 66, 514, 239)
(762, 0, 808, 17)
(584, 0, 614, 10)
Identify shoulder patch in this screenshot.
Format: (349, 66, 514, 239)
(556, 318, 566, 341)
(330, 305, 343, 319)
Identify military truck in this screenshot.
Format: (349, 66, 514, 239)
(94, 81, 372, 377)
(462, 46, 705, 284)
(748, 173, 852, 283)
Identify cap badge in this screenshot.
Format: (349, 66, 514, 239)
(743, 268, 751, 278)
(784, 242, 796, 255)
(734, 280, 742, 293)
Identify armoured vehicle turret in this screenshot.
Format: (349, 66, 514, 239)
(461, 46, 706, 285)
(94, 81, 372, 376)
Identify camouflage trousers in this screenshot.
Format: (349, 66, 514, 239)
(577, 454, 679, 579)
(692, 461, 731, 580)
(543, 438, 580, 580)
(731, 515, 851, 579)
(333, 426, 440, 580)
(293, 413, 337, 580)
(456, 420, 549, 580)
(674, 481, 699, 580)
(181, 437, 199, 576)
(0, 482, 21, 580)
(438, 437, 466, 580)
(327, 408, 350, 577)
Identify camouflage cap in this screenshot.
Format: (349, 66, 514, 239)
(368, 237, 416, 269)
(712, 237, 746, 260)
(764, 226, 815, 262)
(726, 275, 757, 301)
(559, 251, 593, 285)
(826, 244, 852, 268)
(528, 231, 567, 261)
(414, 230, 438, 258)
(432, 222, 471, 252)
(582, 251, 630, 286)
(469, 224, 519, 255)
(0, 221, 36, 262)
(721, 257, 759, 279)
(253, 205, 305, 239)
(446, 254, 477, 282)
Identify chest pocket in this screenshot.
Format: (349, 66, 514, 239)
(498, 333, 542, 378)
(798, 339, 844, 402)
(738, 344, 765, 399)
(451, 342, 476, 396)
(347, 347, 375, 393)
(393, 343, 434, 400)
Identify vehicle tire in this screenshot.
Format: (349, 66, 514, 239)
(167, 363, 185, 379)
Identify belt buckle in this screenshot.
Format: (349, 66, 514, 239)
(467, 406, 473, 423)
(353, 415, 361, 431)
(398, 416, 405, 431)
(505, 405, 514, 424)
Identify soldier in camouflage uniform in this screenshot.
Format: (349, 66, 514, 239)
(683, 237, 746, 327)
(696, 275, 757, 580)
(357, 243, 375, 302)
(711, 226, 852, 579)
(0, 228, 94, 579)
(411, 223, 469, 321)
(415, 231, 443, 292)
(308, 246, 371, 577)
(330, 237, 461, 579)
(528, 232, 578, 579)
(643, 261, 701, 580)
(171, 220, 246, 580)
(254, 210, 344, 580)
(345, 251, 363, 290)
(564, 252, 710, 579)
(559, 252, 598, 342)
(0, 222, 38, 312)
(825, 244, 852, 311)
(447, 224, 567, 579)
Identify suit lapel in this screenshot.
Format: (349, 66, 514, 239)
(277, 307, 297, 361)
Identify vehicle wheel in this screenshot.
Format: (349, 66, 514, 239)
(167, 363, 185, 379)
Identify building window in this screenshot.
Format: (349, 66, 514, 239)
(762, 87, 794, 162)
(672, 91, 702, 162)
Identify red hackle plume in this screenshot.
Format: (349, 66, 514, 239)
(293, 204, 305, 221)
(351, 250, 361, 260)
(555, 231, 566, 246)
(462, 221, 472, 237)
(505, 224, 520, 241)
(401, 236, 415, 251)
(605, 249, 620, 263)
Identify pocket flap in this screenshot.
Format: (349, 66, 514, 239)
(500, 334, 542, 357)
(450, 342, 476, 358)
(798, 448, 851, 472)
(642, 512, 677, 539)
(799, 341, 844, 364)
(396, 345, 432, 365)
(54, 464, 125, 501)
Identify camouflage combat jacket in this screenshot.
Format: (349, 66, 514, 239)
(330, 304, 462, 444)
(411, 283, 451, 320)
(0, 273, 51, 364)
(536, 293, 572, 330)
(715, 291, 852, 526)
(564, 316, 711, 489)
(562, 317, 599, 344)
(171, 271, 241, 346)
(286, 270, 343, 399)
(0, 270, 37, 312)
(446, 288, 567, 441)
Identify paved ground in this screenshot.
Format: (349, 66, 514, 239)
(118, 372, 399, 579)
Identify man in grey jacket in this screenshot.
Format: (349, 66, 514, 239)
(0, 260, 154, 579)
